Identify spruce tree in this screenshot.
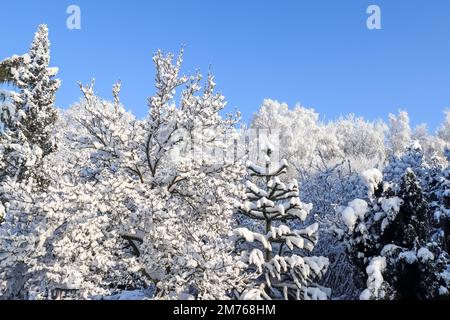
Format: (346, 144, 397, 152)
(235, 146, 329, 300)
(0, 24, 60, 299)
(0, 24, 60, 188)
(340, 169, 449, 299)
(383, 141, 428, 191)
(429, 165, 450, 255)
(382, 170, 446, 299)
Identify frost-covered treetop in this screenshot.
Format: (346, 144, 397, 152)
(238, 148, 313, 223)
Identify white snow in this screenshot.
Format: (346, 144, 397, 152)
(399, 250, 418, 264)
(341, 199, 368, 232)
(359, 289, 372, 301)
(411, 140, 422, 151)
(348, 199, 369, 219)
(361, 168, 383, 197)
(298, 223, 319, 237)
(246, 161, 265, 175)
(380, 197, 403, 214)
(439, 286, 449, 296)
(234, 228, 271, 250)
(441, 267, 450, 286)
(0, 203, 5, 220)
(417, 247, 434, 262)
(341, 206, 357, 232)
(304, 287, 328, 300)
(245, 181, 268, 197)
(289, 200, 312, 221)
(360, 256, 386, 300)
(240, 289, 269, 300)
(61, 270, 83, 290)
(269, 225, 291, 239)
(248, 249, 265, 272)
(381, 244, 401, 257)
(256, 197, 275, 208)
(47, 67, 59, 76)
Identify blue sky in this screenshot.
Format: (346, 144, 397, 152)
(1, 0, 450, 130)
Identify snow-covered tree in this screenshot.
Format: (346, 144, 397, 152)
(292, 115, 387, 299)
(332, 114, 387, 163)
(26, 82, 149, 299)
(383, 141, 429, 191)
(412, 124, 446, 166)
(0, 24, 60, 188)
(300, 160, 367, 299)
(438, 110, 450, 145)
(429, 161, 450, 257)
(3, 47, 247, 300)
(383, 170, 449, 299)
(138, 50, 245, 300)
(234, 145, 329, 300)
(387, 110, 412, 157)
(250, 99, 341, 179)
(0, 24, 60, 299)
(339, 168, 449, 300)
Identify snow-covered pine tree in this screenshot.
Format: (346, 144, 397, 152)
(339, 168, 450, 300)
(0, 24, 60, 188)
(428, 162, 450, 292)
(429, 162, 450, 255)
(381, 169, 449, 299)
(383, 141, 429, 191)
(235, 145, 329, 300)
(0, 24, 60, 299)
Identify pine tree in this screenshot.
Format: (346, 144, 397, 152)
(0, 24, 60, 188)
(340, 169, 449, 299)
(0, 25, 60, 299)
(381, 170, 448, 299)
(235, 146, 329, 300)
(429, 164, 450, 255)
(383, 141, 428, 191)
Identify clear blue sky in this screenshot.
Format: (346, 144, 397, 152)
(1, 0, 450, 130)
